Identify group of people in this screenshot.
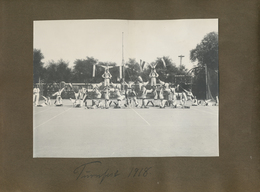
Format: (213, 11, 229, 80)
(33, 65, 218, 109)
(66, 79, 217, 109)
(33, 81, 218, 109)
(33, 85, 64, 107)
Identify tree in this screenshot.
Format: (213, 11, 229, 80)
(155, 56, 186, 82)
(125, 58, 141, 82)
(45, 59, 72, 83)
(190, 32, 219, 99)
(141, 56, 187, 83)
(72, 57, 98, 83)
(190, 68, 206, 99)
(33, 49, 45, 83)
(190, 32, 218, 70)
(72, 57, 122, 83)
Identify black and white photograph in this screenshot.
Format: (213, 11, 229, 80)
(33, 19, 219, 158)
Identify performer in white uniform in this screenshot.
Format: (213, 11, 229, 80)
(182, 88, 194, 101)
(102, 68, 112, 87)
(168, 84, 178, 108)
(33, 85, 40, 106)
(180, 87, 193, 108)
(52, 87, 64, 106)
(37, 96, 51, 107)
(114, 86, 125, 108)
(128, 85, 139, 107)
(87, 84, 103, 109)
(214, 96, 219, 106)
(78, 87, 88, 107)
(192, 96, 198, 106)
(103, 86, 111, 109)
(69, 98, 81, 107)
(174, 84, 186, 108)
(140, 85, 153, 108)
(137, 76, 149, 91)
(158, 86, 167, 108)
(158, 80, 172, 108)
(149, 68, 159, 87)
(146, 87, 157, 107)
(203, 96, 219, 106)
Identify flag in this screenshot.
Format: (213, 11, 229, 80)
(137, 76, 143, 83)
(139, 60, 146, 72)
(139, 60, 143, 72)
(92, 64, 96, 77)
(161, 58, 166, 68)
(142, 61, 145, 69)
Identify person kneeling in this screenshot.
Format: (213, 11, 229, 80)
(70, 98, 81, 108)
(37, 96, 51, 107)
(140, 85, 152, 108)
(114, 86, 125, 108)
(52, 88, 64, 106)
(128, 86, 139, 107)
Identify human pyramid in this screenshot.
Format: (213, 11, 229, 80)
(33, 64, 218, 109)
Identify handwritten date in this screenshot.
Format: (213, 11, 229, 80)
(73, 161, 152, 184)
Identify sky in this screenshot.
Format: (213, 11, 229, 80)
(34, 19, 218, 70)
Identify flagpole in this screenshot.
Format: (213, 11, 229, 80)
(122, 32, 125, 82)
(205, 64, 208, 99)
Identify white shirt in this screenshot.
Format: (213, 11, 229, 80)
(33, 88, 40, 94)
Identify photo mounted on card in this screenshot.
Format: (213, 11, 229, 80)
(33, 19, 219, 158)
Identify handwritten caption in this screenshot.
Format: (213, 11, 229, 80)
(73, 161, 152, 184)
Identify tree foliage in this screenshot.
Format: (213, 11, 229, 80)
(125, 58, 141, 82)
(45, 60, 72, 83)
(33, 49, 45, 83)
(72, 57, 121, 83)
(190, 32, 219, 99)
(190, 32, 218, 70)
(34, 52, 190, 85)
(72, 57, 98, 83)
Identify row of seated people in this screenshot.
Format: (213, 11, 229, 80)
(68, 82, 201, 109)
(36, 82, 218, 108)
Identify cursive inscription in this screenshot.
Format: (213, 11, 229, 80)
(73, 161, 152, 184)
(73, 161, 120, 184)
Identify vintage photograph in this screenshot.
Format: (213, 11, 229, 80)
(33, 19, 219, 158)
